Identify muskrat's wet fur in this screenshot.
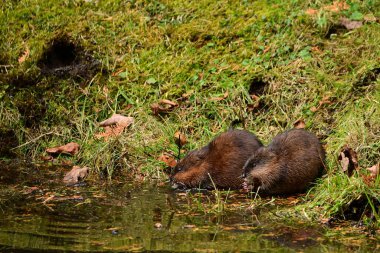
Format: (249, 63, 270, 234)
(242, 129, 326, 195)
(170, 129, 263, 190)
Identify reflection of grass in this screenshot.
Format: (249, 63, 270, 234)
(1, 0, 379, 227)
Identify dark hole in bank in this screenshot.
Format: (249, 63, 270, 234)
(248, 77, 268, 96)
(325, 24, 348, 39)
(40, 38, 77, 69)
(37, 35, 102, 78)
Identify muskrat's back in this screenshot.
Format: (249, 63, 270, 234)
(171, 129, 263, 189)
(242, 129, 325, 195)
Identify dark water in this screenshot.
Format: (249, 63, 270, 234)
(0, 162, 378, 252)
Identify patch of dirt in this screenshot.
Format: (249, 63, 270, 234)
(248, 77, 268, 96)
(0, 129, 19, 158)
(37, 35, 102, 79)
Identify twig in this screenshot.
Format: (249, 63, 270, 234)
(11, 131, 54, 150)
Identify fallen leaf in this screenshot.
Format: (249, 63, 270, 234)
(99, 114, 134, 127)
(174, 131, 187, 146)
(340, 18, 363, 30)
(151, 100, 178, 115)
(210, 91, 229, 101)
(367, 163, 379, 177)
(160, 99, 178, 107)
(18, 46, 30, 63)
(338, 146, 358, 177)
(63, 166, 89, 185)
(305, 8, 318, 15)
(323, 1, 349, 12)
(293, 119, 306, 129)
(46, 142, 80, 156)
(158, 153, 177, 168)
(96, 114, 134, 140)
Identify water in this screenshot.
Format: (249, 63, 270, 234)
(0, 162, 378, 252)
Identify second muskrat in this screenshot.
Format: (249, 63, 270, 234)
(242, 129, 325, 195)
(170, 129, 263, 190)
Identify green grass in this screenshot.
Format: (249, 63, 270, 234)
(1, 0, 379, 226)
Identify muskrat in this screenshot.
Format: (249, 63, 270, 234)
(170, 129, 263, 190)
(242, 129, 325, 195)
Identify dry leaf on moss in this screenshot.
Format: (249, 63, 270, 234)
(158, 153, 177, 168)
(338, 146, 358, 177)
(293, 119, 306, 129)
(151, 100, 178, 115)
(63, 166, 89, 185)
(305, 9, 318, 15)
(96, 114, 134, 140)
(174, 131, 187, 146)
(46, 142, 80, 156)
(340, 18, 363, 30)
(323, 1, 349, 12)
(367, 163, 379, 177)
(99, 114, 134, 127)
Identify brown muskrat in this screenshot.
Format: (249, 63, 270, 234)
(242, 129, 325, 195)
(170, 129, 263, 190)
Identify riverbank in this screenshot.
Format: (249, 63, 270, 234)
(1, 0, 379, 229)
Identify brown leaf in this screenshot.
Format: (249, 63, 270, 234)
(323, 1, 349, 12)
(338, 146, 358, 177)
(305, 8, 318, 15)
(150, 100, 178, 115)
(210, 91, 229, 101)
(18, 47, 30, 63)
(158, 153, 177, 168)
(174, 131, 187, 146)
(293, 119, 306, 129)
(96, 114, 134, 140)
(340, 18, 363, 30)
(160, 99, 178, 107)
(367, 163, 379, 177)
(99, 114, 134, 127)
(63, 166, 89, 185)
(46, 142, 80, 156)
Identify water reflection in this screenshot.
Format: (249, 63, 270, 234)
(0, 163, 378, 252)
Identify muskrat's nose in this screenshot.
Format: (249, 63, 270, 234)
(171, 180, 186, 190)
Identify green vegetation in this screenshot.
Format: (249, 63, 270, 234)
(1, 0, 379, 228)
